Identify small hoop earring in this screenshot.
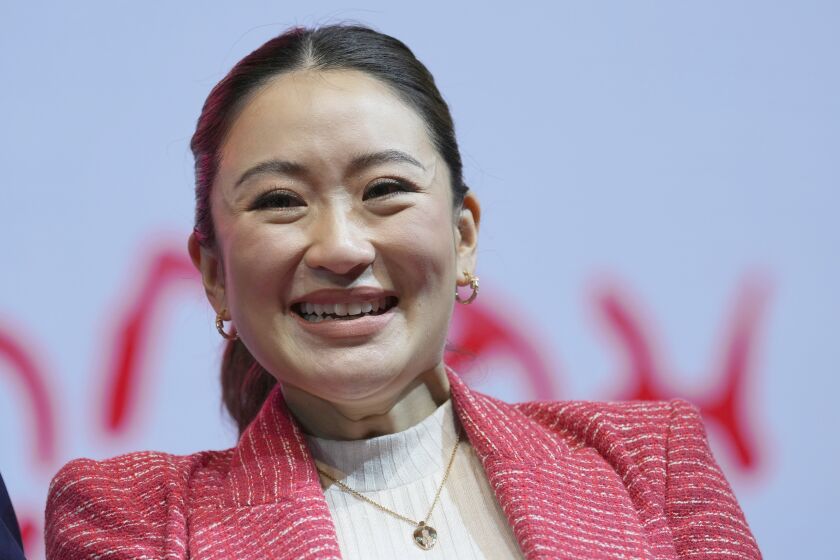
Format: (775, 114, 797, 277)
(215, 310, 238, 341)
(455, 271, 479, 304)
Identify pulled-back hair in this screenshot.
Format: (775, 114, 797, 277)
(190, 25, 468, 435)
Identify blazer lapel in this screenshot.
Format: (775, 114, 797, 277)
(189, 367, 657, 559)
(188, 384, 342, 559)
(446, 367, 656, 559)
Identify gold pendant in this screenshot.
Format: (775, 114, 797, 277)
(412, 521, 438, 550)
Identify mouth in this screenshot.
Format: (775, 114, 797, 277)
(291, 296, 399, 323)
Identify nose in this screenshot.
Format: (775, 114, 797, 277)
(303, 206, 375, 278)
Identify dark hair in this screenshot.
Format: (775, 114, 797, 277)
(190, 24, 468, 436)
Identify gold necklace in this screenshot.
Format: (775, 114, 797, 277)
(315, 429, 462, 551)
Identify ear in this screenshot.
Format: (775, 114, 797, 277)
(188, 231, 228, 318)
(454, 191, 481, 286)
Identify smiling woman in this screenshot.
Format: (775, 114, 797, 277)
(43, 25, 761, 560)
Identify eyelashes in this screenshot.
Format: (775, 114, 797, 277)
(250, 179, 417, 211)
(362, 179, 416, 201)
(250, 189, 304, 211)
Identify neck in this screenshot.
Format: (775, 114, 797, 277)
(281, 363, 451, 440)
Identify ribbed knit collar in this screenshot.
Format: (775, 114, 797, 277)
(304, 399, 460, 492)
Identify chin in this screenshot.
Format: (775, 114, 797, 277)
(303, 355, 416, 401)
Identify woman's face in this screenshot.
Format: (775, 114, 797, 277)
(191, 69, 479, 405)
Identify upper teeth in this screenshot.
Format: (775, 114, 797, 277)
(299, 297, 389, 317)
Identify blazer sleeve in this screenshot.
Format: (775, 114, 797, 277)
(664, 399, 762, 559)
(45, 456, 185, 560)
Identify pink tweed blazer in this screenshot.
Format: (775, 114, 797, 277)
(45, 369, 761, 559)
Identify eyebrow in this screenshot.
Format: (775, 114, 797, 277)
(233, 149, 426, 188)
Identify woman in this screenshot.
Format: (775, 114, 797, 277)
(45, 25, 761, 559)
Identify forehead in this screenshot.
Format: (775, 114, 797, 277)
(218, 69, 437, 173)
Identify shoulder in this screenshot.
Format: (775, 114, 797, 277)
(45, 448, 232, 560)
(509, 398, 703, 500)
(513, 398, 715, 481)
(47, 448, 232, 505)
(513, 397, 697, 450)
(512, 398, 761, 557)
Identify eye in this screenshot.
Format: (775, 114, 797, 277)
(251, 189, 306, 210)
(363, 179, 414, 201)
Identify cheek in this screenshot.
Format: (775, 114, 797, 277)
(223, 224, 302, 310)
(386, 208, 458, 367)
(382, 205, 458, 298)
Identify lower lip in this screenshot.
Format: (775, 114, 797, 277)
(292, 307, 396, 338)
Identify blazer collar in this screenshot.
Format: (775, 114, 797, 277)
(226, 366, 566, 506)
(226, 379, 319, 506)
(220, 367, 657, 559)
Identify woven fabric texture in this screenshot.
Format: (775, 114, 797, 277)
(45, 368, 761, 559)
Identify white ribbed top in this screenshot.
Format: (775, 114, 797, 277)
(305, 399, 524, 559)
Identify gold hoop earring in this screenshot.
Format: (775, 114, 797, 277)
(455, 271, 479, 304)
(215, 310, 238, 341)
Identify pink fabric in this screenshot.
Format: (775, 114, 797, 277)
(45, 368, 761, 559)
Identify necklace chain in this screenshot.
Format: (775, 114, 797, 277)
(315, 429, 462, 527)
